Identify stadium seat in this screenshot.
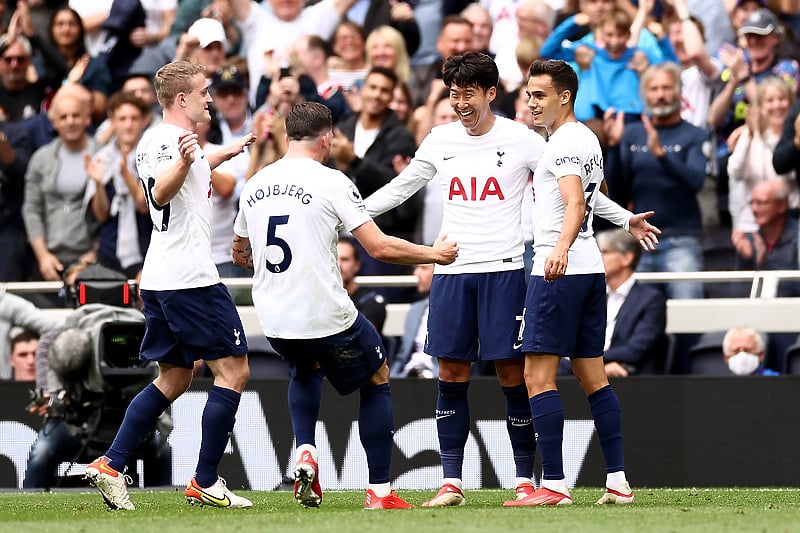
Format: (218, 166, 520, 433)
(783, 335, 800, 374)
(687, 331, 729, 375)
(766, 332, 795, 374)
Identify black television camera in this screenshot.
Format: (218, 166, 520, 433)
(36, 265, 161, 453)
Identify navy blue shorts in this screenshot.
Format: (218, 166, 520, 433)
(425, 270, 526, 361)
(267, 313, 387, 396)
(140, 283, 248, 368)
(521, 273, 606, 358)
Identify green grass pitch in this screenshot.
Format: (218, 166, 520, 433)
(1, 488, 799, 532)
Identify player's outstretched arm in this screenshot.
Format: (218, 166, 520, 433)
(628, 211, 661, 250)
(232, 234, 254, 270)
(352, 220, 458, 265)
(363, 158, 433, 218)
(594, 192, 660, 250)
(207, 133, 257, 170)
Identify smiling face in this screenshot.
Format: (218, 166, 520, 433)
(361, 71, 395, 119)
(449, 83, 495, 135)
(599, 20, 630, 59)
(760, 81, 791, 131)
(368, 34, 398, 70)
(525, 73, 567, 132)
(183, 73, 214, 124)
(333, 23, 365, 64)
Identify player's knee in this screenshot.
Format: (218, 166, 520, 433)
(437, 359, 471, 382)
(369, 361, 390, 386)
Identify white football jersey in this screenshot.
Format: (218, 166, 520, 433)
(366, 117, 545, 274)
(234, 157, 371, 339)
(531, 121, 605, 276)
(136, 123, 220, 290)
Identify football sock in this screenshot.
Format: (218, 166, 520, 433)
(288, 369, 324, 446)
(530, 389, 564, 480)
(588, 385, 625, 473)
(296, 443, 318, 462)
(359, 383, 393, 484)
(607, 470, 627, 488)
(436, 380, 470, 480)
(502, 384, 536, 479)
(368, 482, 391, 498)
(106, 383, 170, 472)
(195, 385, 241, 488)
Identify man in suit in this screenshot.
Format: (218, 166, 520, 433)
(598, 228, 668, 376)
(390, 263, 436, 378)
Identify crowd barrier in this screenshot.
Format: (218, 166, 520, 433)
(1, 377, 798, 489)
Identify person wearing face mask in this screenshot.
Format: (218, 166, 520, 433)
(722, 325, 780, 376)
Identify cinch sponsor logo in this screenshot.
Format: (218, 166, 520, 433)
(555, 156, 580, 166)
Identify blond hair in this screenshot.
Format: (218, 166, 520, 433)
(155, 61, 206, 108)
(365, 26, 412, 85)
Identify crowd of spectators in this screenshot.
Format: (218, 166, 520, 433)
(3, 0, 800, 376)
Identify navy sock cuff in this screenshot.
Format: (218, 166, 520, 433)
(209, 385, 241, 410)
(438, 380, 469, 398)
(588, 385, 620, 414)
(531, 390, 562, 416)
(501, 384, 529, 400)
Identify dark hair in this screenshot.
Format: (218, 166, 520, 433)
(107, 91, 150, 117)
(528, 59, 579, 105)
(338, 236, 360, 261)
(335, 20, 367, 44)
(50, 6, 87, 58)
(11, 329, 39, 350)
(442, 51, 499, 92)
(285, 102, 332, 141)
(366, 66, 399, 88)
(306, 35, 330, 57)
(441, 14, 473, 31)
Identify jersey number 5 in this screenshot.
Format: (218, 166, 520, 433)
(266, 215, 292, 273)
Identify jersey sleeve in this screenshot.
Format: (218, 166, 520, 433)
(543, 134, 582, 180)
(136, 131, 180, 183)
(363, 154, 434, 218)
(525, 130, 547, 172)
(233, 204, 248, 238)
(333, 173, 372, 233)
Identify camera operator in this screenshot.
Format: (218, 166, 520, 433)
(22, 264, 172, 489)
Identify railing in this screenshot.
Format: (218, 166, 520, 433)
(6, 271, 800, 336)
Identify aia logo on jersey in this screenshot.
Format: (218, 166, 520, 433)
(448, 177, 505, 201)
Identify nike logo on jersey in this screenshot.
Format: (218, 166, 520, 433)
(513, 342, 523, 350)
(443, 156, 455, 160)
